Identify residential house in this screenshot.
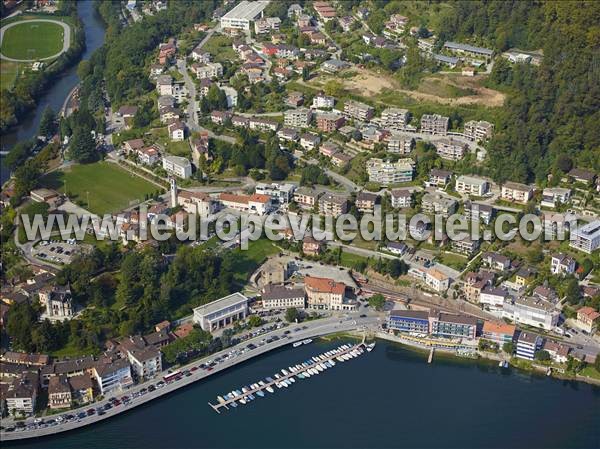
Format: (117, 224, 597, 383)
(48, 375, 71, 409)
(168, 121, 185, 141)
(302, 236, 324, 256)
(390, 188, 413, 209)
(428, 169, 453, 187)
(550, 253, 576, 276)
(300, 132, 320, 151)
(356, 191, 379, 214)
(481, 321, 515, 346)
(312, 92, 335, 109)
(576, 307, 600, 334)
(481, 252, 511, 271)
(294, 187, 322, 209)
(92, 358, 133, 396)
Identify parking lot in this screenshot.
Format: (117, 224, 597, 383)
(32, 240, 88, 265)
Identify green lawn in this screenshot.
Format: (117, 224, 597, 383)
(0, 61, 19, 90)
(437, 252, 469, 271)
(202, 34, 237, 64)
(1, 21, 65, 60)
(230, 239, 280, 284)
(339, 250, 370, 269)
(148, 127, 191, 157)
(41, 162, 157, 215)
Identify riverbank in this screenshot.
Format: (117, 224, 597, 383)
(373, 331, 600, 387)
(4, 337, 599, 449)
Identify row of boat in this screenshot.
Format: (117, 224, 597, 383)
(213, 342, 376, 410)
(292, 338, 313, 348)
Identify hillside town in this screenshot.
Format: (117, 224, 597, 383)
(0, 0, 598, 441)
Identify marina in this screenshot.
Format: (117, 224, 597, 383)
(208, 342, 374, 413)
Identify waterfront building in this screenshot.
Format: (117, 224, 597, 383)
(126, 345, 162, 381)
(516, 332, 542, 360)
(429, 311, 477, 339)
(92, 359, 133, 396)
(388, 310, 430, 334)
(503, 296, 559, 330)
(261, 284, 306, 310)
(5, 372, 39, 416)
(304, 276, 356, 311)
(68, 375, 94, 404)
(48, 375, 72, 409)
(542, 340, 571, 363)
(569, 220, 600, 254)
(481, 321, 515, 346)
(192, 292, 249, 332)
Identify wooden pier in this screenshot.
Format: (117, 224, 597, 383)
(208, 343, 366, 413)
(428, 348, 435, 364)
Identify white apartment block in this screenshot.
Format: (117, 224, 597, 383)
(464, 120, 494, 141)
(220, 0, 269, 30)
(366, 158, 414, 185)
(312, 93, 335, 109)
(501, 181, 534, 204)
(284, 107, 312, 128)
(570, 220, 600, 254)
(193, 62, 223, 79)
(162, 155, 192, 179)
(435, 138, 467, 161)
(390, 189, 413, 208)
(455, 175, 490, 196)
(343, 100, 374, 121)
(381, 108, 409, 131)
(503, 296, 560, 330)
(550, 253, 576, 276)
(387, 135, 414, 154)
(420, 114, 449, 135)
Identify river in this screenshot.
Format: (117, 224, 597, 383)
(4, 339, 599, 449)
(0, 0, 106, 184)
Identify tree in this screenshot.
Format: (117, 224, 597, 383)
(69, 126, 97, 163)
(302, 66, 310, 81)
(535, 350, 551, 362)
(502, 342, 514, 355)
(38, 106, 57, 138)
(247, 315, 262, 327)
(368, 294, 386, 311)
(285, 307, 299, 323)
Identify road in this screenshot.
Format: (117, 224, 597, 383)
(0, 313, 381, 441)
(301, 156, 359, 192)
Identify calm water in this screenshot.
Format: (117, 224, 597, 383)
(1, 0, 106, 183)
(5, 339, 600, 449)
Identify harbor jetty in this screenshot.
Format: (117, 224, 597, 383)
(209, 341, 375, 413)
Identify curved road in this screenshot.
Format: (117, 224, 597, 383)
(0, 313, 380, 441)
(0, 19, 71, 62)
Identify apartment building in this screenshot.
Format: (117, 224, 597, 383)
(435, 138, 468, 161)
(428, 169, 453, 187)
(481, 252, 511, 271)
(570, 220, 600, 254)
(294, 187, 323, 209)
(93, 359, 133, 396)
(516, 332, 542, 360)
(248, 117, 279, 132)
(501, 181, 534, 204)
(479, 287, 509, 312)
(481, 321, 515, 346)
(162, 155, 192, 179)
(304, 276, 356, 311)
(390, 188, 413, 208)
(503, 296, 560, 330)
(420, 114, 449, 135)
(381, 108, 410, 131)
(343, 100, 374, 121)
(452, 236, 480, 255)
(425, 269, 450, 293)
(300, 132, 320, 150)
(318, 193, 349, 216)
(387, 135, 414, 154)
(464, 120, 494, 141)
(443, 41, 494, 59)
(421, 193, 457, 218)
(455, 175, 490, 196)
(366, 158, 414, 185)
(192, 62, 223, 79)
(312, 92, 335, 109)
(316, 112, 345, 131)
(429, 311, 477, 339)
(540, 187, 571, 208)
(356, 191, 379, 214)
(255, 182, 296, 205)
(261, 284, 306, 310)
(284, 107, 312, 128)
(550, 253, 576, 276)
(576, 307, 600, 334)
(388, 310, 429, 334)
(127, 346, 162, 381)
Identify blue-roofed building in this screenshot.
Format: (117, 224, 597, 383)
(388, 310, 430, 334)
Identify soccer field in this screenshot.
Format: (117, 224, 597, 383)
(0, 21, 64, 60)
(41, 162, 159, 216)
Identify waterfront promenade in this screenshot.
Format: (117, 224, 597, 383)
(1, 313, 380, 442)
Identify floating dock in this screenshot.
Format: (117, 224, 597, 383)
(208, 342, 374, 413)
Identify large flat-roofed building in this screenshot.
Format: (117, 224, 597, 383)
(516, 332, 541, 360)
(420, 114, 449, 135)
(443, 41, 494, 58)
(366, 158, 414, 185)
(381, 108, 409, 131)
(434, 138, 468, 161)
(220, 1, 270, 30)
(343, 100, 374, 121)
(455, 175, 490, 196)
(304, 276, 355, 311)
(429, 311, 477, 339)
(481, 321, 515, 346)
(261, 284, 306, 310)
(193, 292, 249, 332)
(464, 120, 494, 141)
(388, 310, 429, 334)
(570, 220, 600, 254)
(503, 296, 559, 330)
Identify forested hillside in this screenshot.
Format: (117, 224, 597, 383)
(439, 0, 600, 183)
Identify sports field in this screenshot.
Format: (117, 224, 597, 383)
(1, 21, 64, 60)
(41, 162, 158, 215)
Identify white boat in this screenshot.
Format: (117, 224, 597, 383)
(297, 373, 305, 379)
(302, 339, 312, 345)
(293, 341, 303, 348)
(242, 387, 249, 393)
(329, 359, 336, 367)
(256, 390, 265, 397)
(281, 380, 289, 388)
(239, 398, 247, 405)
(281, 369, 289, 376)
(303, 370, 311, 377)
(288, 377, 296, 383)
(275, 382, 283, 389)
(266, 386, 275, 393)
(367, 343, 376, 352)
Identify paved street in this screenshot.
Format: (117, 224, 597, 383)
(1, 313, 380, 441)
